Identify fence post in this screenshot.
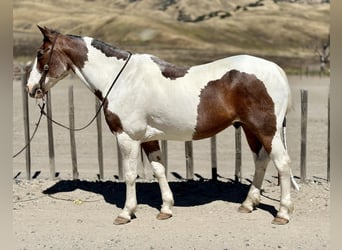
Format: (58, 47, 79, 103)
(161, 140, 168, 177)
(185, 141, 194, 180)
(235, 127, 242, 183)
(300, 89, 308, 183)
(95, 97, 104, 179)
(68, 86, 78, 179)
(46, 90, 56, 179)
(22, 65, 31, 180)
(327, 93, 330, 182)
(211, 136, 217, 181)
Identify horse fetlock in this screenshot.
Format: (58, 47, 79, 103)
(239, 192, 260, 213)
(162, 193, 174, 205)
(160, 203, 173, 215)
(279, 200, 294, 215)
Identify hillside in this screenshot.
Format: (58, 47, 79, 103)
(13, 0, 330, 72)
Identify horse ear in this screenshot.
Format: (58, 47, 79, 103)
(37, 25, 53, 41)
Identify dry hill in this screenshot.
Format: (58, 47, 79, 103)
(13, 0, 330, 72)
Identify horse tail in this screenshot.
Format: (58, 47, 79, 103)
(276, 64, 292, 113)
(282, 117, 288, 151)
(282, 117, 300, 191)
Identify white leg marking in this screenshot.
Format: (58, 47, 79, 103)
(270, 134, 293, 224)
(115, 133, 140, 224)
(240, 148, 270, 212)
(148, 151, 174, 218)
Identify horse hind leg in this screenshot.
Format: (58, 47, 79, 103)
(269, 133, 294, 225)
(238, 126, 271, 213)
(141, 140, 174, 220)
(239, 124, 293, 225)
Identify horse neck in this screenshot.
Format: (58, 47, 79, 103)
(71, 36, 130, 96)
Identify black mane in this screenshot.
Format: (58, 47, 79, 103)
(91, 39, 130, 60)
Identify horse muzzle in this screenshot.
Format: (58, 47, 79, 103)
(27, 84, 45, 99)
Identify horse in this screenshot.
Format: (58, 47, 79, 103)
(27, 26, 298, 225)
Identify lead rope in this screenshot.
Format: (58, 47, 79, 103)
(13, 103, 45, 158)
(13, 51, 132, 158)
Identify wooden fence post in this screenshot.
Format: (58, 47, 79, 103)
(161, 140, 168, 177)
(327, 93, 330, 182)
(95, 97, 104, 179)
(69, 86, 78, 180)
(235, 127, 242, 183)
(211, 136, 217, 181)
(300, 89, 308, 183)
(22, 65, 31, 180)
(185, 141, 194, 180)
(46, 90, 56, 179)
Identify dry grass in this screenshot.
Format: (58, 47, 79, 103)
(13, 0, 329, 72)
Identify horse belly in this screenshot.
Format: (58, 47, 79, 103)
(145, 106, 199, 141)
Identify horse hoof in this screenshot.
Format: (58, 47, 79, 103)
(238, 205, 252, 213)
(113, 216, 130, 225)
(157, 212, 172, 220)
(272, 216, 289, 225)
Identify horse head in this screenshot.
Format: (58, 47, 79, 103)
(26, 26, 73, 99)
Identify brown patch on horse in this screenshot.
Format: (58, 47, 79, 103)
(151, 56, 189, 80)
(193, 70, 276, 153)
(95, 89, 123, 133)
(241, 125, 263, 156)
(141, 141, 161, 162)
(64, 35, 88, 69)
(94, 89, 104, 101)
(37, 31, 88, 75)
(91, 39, 129, 60)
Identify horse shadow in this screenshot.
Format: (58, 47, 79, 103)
(42, 176, 278, 217)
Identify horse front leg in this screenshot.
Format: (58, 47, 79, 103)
(142, 141, 174, 220)
(114, 133, 141, 225)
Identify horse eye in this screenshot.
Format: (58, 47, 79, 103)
(37, 49, 44, 58)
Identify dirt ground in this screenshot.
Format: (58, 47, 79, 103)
(13, 75, 330, 249)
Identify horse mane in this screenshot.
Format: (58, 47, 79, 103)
(91, 39, 130, 60)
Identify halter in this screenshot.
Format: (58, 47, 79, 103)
(40, 50, 133, 131)
(14, 42, 132, 158)
(38, 34, 59, 92)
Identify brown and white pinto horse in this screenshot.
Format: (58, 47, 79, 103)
(27, 26, 298, 225)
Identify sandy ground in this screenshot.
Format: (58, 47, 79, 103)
(13, 75, 330, 249)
